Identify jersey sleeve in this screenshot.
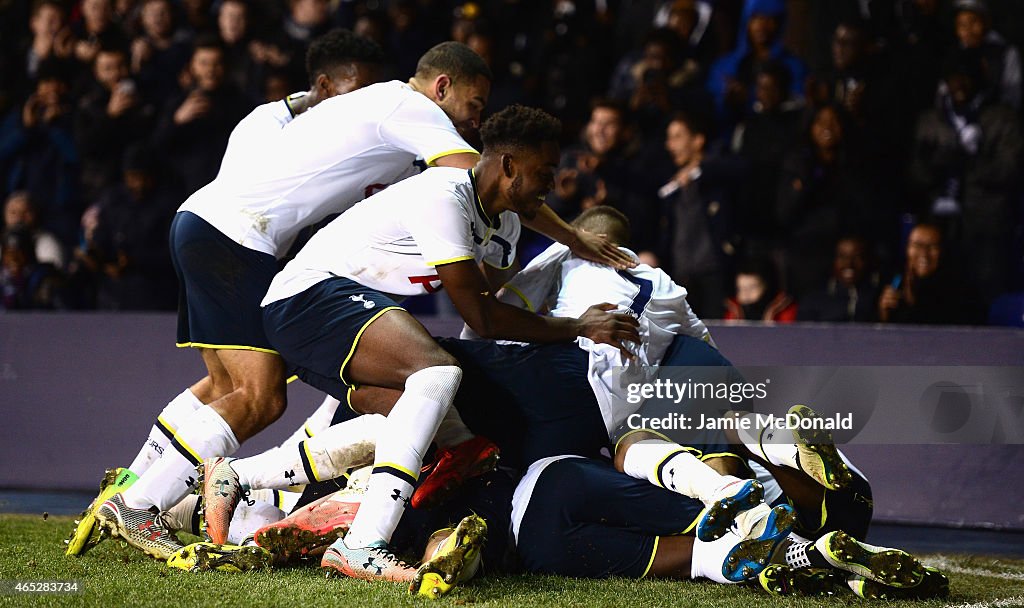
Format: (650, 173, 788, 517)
(378, 96, 478, 166)
(645, 269, 715, 346)
(404, 185, 476, 267)
(497, 242, 570, 312)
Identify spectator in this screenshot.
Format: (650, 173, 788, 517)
(951, 0, 1021, 110)
(72, 0, 128, 69)
(216, 0, 261, 97)
(2, 191, 65, 269)
(878, 222, 982, 324)
(24, 0, 74, 83)
(608, 27, 712, 136)
(1, 226, 60, 310)
(724, 258, 797, 322)
(729, 59, 801, 251)
(130, 0, 192, 104)
(152, 37, 255, 195)
(776, 103, 879, 298)
(805, 18, 913, 224)
(75, 45, 155, 202)
(84, 145, 178, 310)
(909, 49, 1023, 304)
(706, 0, 807, 129)
(547, 99, 662, 254)
(798, 235, 879, 322)
(0, 59, 80, 246)
(657, 110, 742, 318)
(277, 0, 333, 86)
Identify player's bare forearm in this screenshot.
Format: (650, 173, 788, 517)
(522, 205, 636, 269)
(438, 260, 639, 351)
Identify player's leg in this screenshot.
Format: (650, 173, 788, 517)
(613, 429, 762, 541)
(323, 309, 461, 581)
(97, 212, 284, 558)
(515, 458, 793, 582)
(723, 406, 870, 540)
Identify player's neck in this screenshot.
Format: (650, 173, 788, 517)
(471, 159, 505, 218)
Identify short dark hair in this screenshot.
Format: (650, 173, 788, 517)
(590, 97, 626, 120)
(572, 206, 631, 247)
(31, 0, 65, 17)
(480, 105, 561, 154)
(305, 28, 386, 87)
(415, 41, 492, 84)
(668, 108, 711, 138)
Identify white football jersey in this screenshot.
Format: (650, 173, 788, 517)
(262, 167, 520, 305)
(496, 243, 714, 436)
(179, 81, 477, 258)
(214, 93, 305, 182)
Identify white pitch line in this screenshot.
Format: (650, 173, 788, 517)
(942, 596, 1024, 608)
(924, 557, 1024, 582)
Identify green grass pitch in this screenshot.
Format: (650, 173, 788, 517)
(1, 514, 1023, 608)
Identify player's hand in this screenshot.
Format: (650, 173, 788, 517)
(578, 303, 640, 359)
(568, 228, 636, 269)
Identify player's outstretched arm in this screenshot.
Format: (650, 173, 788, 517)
(437, 259, 639, 356)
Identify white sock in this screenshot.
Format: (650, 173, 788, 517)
(128, 389, 204, 475)
(233, 415, 383, 490)
(280, 395, 342, 448)
(690, 532, 742, 584)
(122, 406, 240, 511)
(737, 414, 798, 468)
(433, 407, 475, 449)
(622, 440, 740, 504)
(227, 499, 285, 545)
(344, 366, 461, 548)
(247, 489, 300, 514)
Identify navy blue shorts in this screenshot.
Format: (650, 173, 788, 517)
(262, 276, 402, 398)
(169, 211, 280, 352)
(436, 338, 611, 471)
(517, 458, 705, 578)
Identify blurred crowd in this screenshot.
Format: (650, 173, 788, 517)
(1, 0, 1022, 325)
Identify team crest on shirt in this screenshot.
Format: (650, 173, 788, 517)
(350, 294, 375, 309)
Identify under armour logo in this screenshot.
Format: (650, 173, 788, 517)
(216, 479, 234, 497)
(391, 489, 408, 504)
(284, 470, 298, 485)
(349, 294, 375, 309)
(667, 468, 677, 490)
(185, 476, 196, 489)
(363, 556, 383, 575)
(138, 521, 161, 541)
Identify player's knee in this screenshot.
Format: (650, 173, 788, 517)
(238, 384, 287, 426)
